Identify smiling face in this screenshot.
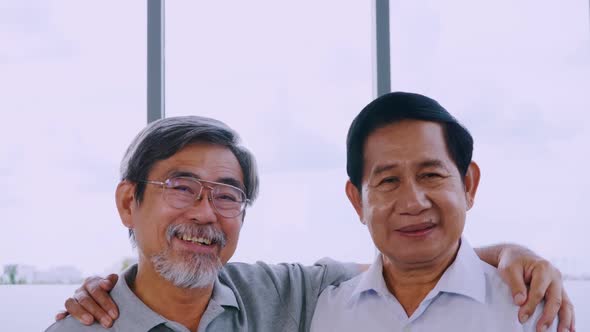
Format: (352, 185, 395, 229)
(117, 142, 245, 288)
(346, 120, 480, 269)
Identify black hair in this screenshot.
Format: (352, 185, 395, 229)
(346, 91, 473, 189)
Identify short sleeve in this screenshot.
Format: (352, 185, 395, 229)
(313, 257, 362, 291)
(260, 258, 360, 330)
(221, 259, 361, 331)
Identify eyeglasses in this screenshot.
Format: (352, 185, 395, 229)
(140, 177, 249, 218)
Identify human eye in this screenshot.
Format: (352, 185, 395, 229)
(374, 176, 399, 191)
(168, 178, 197, 195)
(216, 193, 239, 202)
(173, 185, 195, 194)
(380, 177, 398, 184)
(214, 186, 244, 202)
(419, 172, 446, 182)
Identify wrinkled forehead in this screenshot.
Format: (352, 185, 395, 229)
(150, 143, 244, 184)
(363, 120, 455, 173)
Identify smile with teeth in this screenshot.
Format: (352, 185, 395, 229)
(176, 234, 213, 246)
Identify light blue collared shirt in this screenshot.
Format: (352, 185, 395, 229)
(311, 239, 557, 332)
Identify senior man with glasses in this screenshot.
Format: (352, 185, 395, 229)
(46, 116, 360, 332)
(48, 115, 574, 332)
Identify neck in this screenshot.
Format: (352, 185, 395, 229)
(132, 256, 214, 332)
(381, 241, 460, 317)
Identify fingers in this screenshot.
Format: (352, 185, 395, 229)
(556, 290, 575, 332)
(518, 260, 553, 326)
(54, 311, 69, 321)
(63, 275, 118, 328)
(534, 281, 561, 332)
(104, 274, 119, 291)
(90, 274, 120, 320)
(64, 297, 94, 326)
(498, 262, 527, 306)
(496, 246, 570, 330)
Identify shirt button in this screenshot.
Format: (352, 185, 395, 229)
(403, 326, 411, 332)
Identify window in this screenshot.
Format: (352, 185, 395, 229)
(3, 1, 587, 330)
(389, 0, 590, 273)
(0, 0, 145, 314)
(166, 1, 376, 264)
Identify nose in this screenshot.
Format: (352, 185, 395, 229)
(395, 180, 431, 215)
(185, 187, 218, 223)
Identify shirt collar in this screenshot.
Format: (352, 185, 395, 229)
(210, 275, 239, 309)
(111, 264, 167, 331)
(425, 238, 486, 304)
(112, 264, 239, 331)
(349, 237, 486, 305)
(349, 253, 389, 303)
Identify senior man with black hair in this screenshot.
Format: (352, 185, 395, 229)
(311, 92, 567, 331)
(51, 114, 573, 331)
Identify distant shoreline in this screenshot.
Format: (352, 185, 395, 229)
(564, 276, 590, 281)
(1, 277, 589, 286)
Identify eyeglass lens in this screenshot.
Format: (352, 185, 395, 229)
(163, 177, 245, 217)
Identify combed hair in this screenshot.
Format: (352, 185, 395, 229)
(346, 91, 473, 190)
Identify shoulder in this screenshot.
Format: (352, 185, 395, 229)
(479, 261, 557, 331)
(221, 261, 310, 284)
(319, 271, 362, 299)
(315, 271, 363, 312)
(220, 261, 323, 296)
(479, 260, 517, 306)
(219, 261, 309, 299)
(220, 260, 360, 310)
(310, 274, 364, 331)
(45, 317, 108, 332)
(222, 259, 359, 287)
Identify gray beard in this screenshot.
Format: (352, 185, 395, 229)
(151, 249, 222, 289)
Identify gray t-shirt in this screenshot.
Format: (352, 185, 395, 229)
(45, 259, 358, 332)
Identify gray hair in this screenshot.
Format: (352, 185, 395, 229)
(120, 116, 259, 244)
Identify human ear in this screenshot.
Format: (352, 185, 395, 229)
(116, 180, 137, 229)
(345, 180, 366, 225)
(464, 161, 481, 210)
